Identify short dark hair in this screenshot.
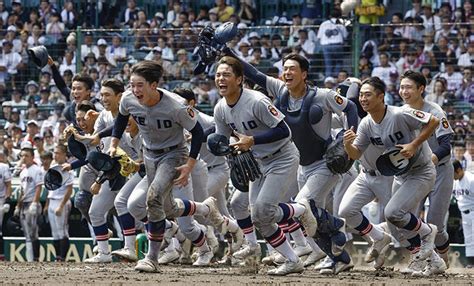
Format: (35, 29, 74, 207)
(361, 76, 386, 94)
(76, 100, 96, 113)
(401, 71, 426, 88)
(130, 60, 163, 84)
(40, 151, 53, 160)
(282, 53, 309, 73)
(21, 148, 34, 157)
(72, 74, 95, 91)
(452, 159, 463, 171)
(101, 78, 125, 94)
(217, 56, 243, 78)
(173, 87, 196, 101)
(55, 144, 68, 154)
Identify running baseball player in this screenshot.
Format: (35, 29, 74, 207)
(16, 142, 44, 262)
(343, 76, 441, 274)
(212, 56, 318, 276)
(225, 49, 359, 273)
(453, 159, 474, 267)
(109, 60, 226, 272)
(0, 149, 12, 250)
(45, 144, 74, 262)
(400, 71, 454, 268)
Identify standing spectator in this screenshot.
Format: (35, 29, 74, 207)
(123, 0, 139, 27)
(105, 34, 127, 67)
(61, 1, 76, 30)
(45, 12, 65, 44)
(439, 59, 463, 92)
(11, 0, 29, 23)
(455, 66, 473, 103)
(0, 41, 23, 90)
(167, 0, 183, 27)
(425, 78, 449, 106)
(172, 49, 193, 80)
(458, 41, 474, 68)
(209, 0, 235, 22)
(237, 0, 256, 25)
(80, 32, 99, 61)
(452, 160, 474, 267)
(24, 9, 42, 33)
(371, 52, 398, 86)
(421, 3, 441, 34)
(27, 23, 47, 48)
(317, 9, 347, 77)
(404, 0, 422, 19)
(59, 50, 76, 76)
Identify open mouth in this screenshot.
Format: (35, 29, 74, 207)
(218, 84, 228, 93)
(285, 78, 294, 85)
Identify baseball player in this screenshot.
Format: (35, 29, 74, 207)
(453, 159, 474, 267)
(212, 56, 318, 276)
(109, 60, 226, 272)
(15, 142, 44, 262)
(400, 71, 454, 268)
(225, 50, 359, 273)
(45, 144, 74, 262)
(343, 76, 441, 274)
(0, 149, 12, 249)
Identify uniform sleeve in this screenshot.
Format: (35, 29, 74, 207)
(64, 171, 74, 186)
(213, 104, 233, 137)
(265, 76, 287, 102)
(433, 113, 454, 139)
(175, 105, 198, 132)
(321, 88, 348, 116)
(3, 166, 11, 182)
(353, 118, 371, 153)
(254, 97, 285, 128)
(118, 95, 130, 116)
(35, 168, 44, 187)
(94, 112, 106, 133)
(401, 107, 432, 130)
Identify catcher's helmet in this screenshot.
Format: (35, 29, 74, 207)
(207, 133, 233, 156)
(44, 165, 64, 190)
(27, 45, 49, 68)
(86, 151, 116, 172)
(230, 168, 249, 193)
(214, 22, 238, 45)
(376, 146, 414, 176)
(67, 136, 88, 161)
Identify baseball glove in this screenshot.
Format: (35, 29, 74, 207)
(325, 134, 354, 174)
(115, 147, 138, 177)
(227, 150, 262, 191)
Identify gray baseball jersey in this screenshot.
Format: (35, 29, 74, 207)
(265, 77, 349, 140)
(20, 164, 43, 203)
(195, 110, 225, 167)
(119, 89, 197, 150)
(402, 101, 453, 165)
(354, 105, 433, 170)
(47, 165, 74, 200)
(122, 132, 143, 161)
(0, 162, 11, 198)
(213, 88, 290, 158)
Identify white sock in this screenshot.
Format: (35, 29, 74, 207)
(87, 223, 96, 244)
(124, 235, 136, 251)
(307, 237, 323, 253)
(165, 220, 172, 229)
(245, 229, 258, 246)
(25, 241, 33, 262)
(285, 232, 291, 242)
(274, 239, 298, 262)
(289, 203, 306, 217)
(194, 202, 210, 216)
(418, 222, 432, 237)
(172, 238, 180, 251)
(198, 240, 210, 252)
(97, 240, 109, 254)
(367, 224, 384, 241)
(290, 228, 308, 247)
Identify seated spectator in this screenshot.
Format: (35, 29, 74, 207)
(249, 48, 269, 69)
(39, 0, 56, 27)
(295, 29, 316, 56)
(150, 11, 165, 29)
(439, 59, 463, 92)
(269, 34, 283, 60)
(4, 107, 25, 130)
(377, 24, 402, 53)
(0, 41, 23, 89)
(134, 22, 154, 49)
(80, 31, 99, 61)
(371, 52, 398, 86)
(61, 1, 76, 30)
(209, 0, 235, 22)
(172, 49, 192, 80)
(458, 41, 474, 68)
(45, 12, 65, 44)
(42, 129, 55, 152)
(177, 22, 198, 50)
(248, 32, 266, 58)
(435, 16, 458, 43)
(123, 0, 139, 27)
(25, 81, 40, 102)
(27, 23, 47, 48)
(114, 63, 131, 86)
(193, 77, 219, 106)
(431, 35, 454, 69)
(167, 0, 183, 27)
(272, 47, 292, 76)
(404, 0, 422, 19)
(59, 50, 76, 76)
(38, 86, 50, 105)
(420, 3, 441, 34)
(259, 34, 272, 59)
(83, 52, 98, 73)
(0, 2, 8, 23)
(105, 34, 127, 67)
(238, 0, 256, 25)
(455, 66, 473, 103)
(425, 78, 450, 106)
(133, 10, 148, 29)
(3, 25, 22, 54)
(324, 76, 337, 90)
(207, 11, 222, 28)
(391, 12, 405, 37)
(24, 9, 41, 33)
(237, 40, 252, 61)
(396, 46, 423, 75)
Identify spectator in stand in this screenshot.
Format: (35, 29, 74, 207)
(371, 52, 398, 86)
(133, 10, 149, 29)
(39, 0, 56, 28)
(439, 59, 463, 92)
(134, 22, 154, 49)
(259, 34, 272, 59)
(377, 24, 401, 53)
(295, 29, 316, 56)
(80, 32, 99, 61)
(337, 70, 349, 84)
(123, 0, 139, 27)
(435, 16, 458, 43)
(270, 34, 283, 60)
(421, 3, 441, 34)
(155, 36, 174, 61)
(171, 49, 193, 80)
(11, 0, 29, 23)
(46, 12, 65, 44)
(24, 9, 41, 33)
(210, 0, 235, 22)
(455, 66, 473, 103)
(114, 63, 131, 85)
(425, 78, 450, 107)
(193, 77, 219, 105)
(42, 130, 55, 152)
(248, 48, 268, 69)
(438, 2, 453, 20)
(195, 5, 210, 26)
(105, 34, 127, 68)
(432, 35, 454, 69)
(38, 86, 51, 105)
(207, 11, 222, 28)
(238, 0, 256, 25)
(404, 0, 422, 19)
(392, 12, 405, 37)
(291, 13, 317, 43)
(3, 25, 22, 54)
(150, 12, 165, 30)
(317, 9, 347, 77)
(27, 23, 46, 48)
(396, 46, 423, 75)
(458, 41, 474, 68)
(61, 1, 76, 30)
(463, 1, 472, 20)
(237, 40, 252, 61)
(177, 21, 198, 50)
(323, 76, 337, 90)
(167, 0, 183, 27)
(0, 2, 8, 23)
(23, 120, 41, 147)
(0, 41, 23, 90)
(25, 81, 40, 103)
(59, 50, 76, 76)
(3, 134, 20, 164)
(5, 108, 25, 131)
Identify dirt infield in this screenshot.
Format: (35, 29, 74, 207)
(1, 262, 474, 286)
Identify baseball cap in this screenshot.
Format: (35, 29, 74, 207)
(7, 25, 17, 33)
(27, 120, 39, 127)
(20, 141, 34, 150)
(12, 0, 21, 5)
(324, 76, 336, 84)
(33, 133, 43, 140)
(153, 46, 162, 53)
(177, 49, 187, 55)
(248, 32, 260, 39)
(237, 23, 248, 29)
(155, 12, 164, 19)
(97, 38, 107, 46)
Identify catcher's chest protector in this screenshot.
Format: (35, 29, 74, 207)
(279, 87, 328, 166)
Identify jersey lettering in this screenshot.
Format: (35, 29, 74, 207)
(229, 123, 237, 131)
(370, 137, 383, 146)
(454, 188, 470, 196)
(21, 176, 34, 183)
(388, 131, 404, 143)
(156, 119, 172, 129)
(242, 120, 258, 130)
(132, 115, 146, 126)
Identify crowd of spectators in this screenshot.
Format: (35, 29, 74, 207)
(0, 0, 471, 179)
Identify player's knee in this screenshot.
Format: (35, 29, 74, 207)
(114, 195, 127, 215)
(337, 204, 355, 220)
(252, 202, 278, 226)
(230, 195, 247, 214)
(384, 205, 404, 225)
(88, 208, 106, 225)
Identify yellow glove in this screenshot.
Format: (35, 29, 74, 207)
(115, 147, 138, 177)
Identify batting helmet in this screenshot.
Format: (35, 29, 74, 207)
(67, 136, 88, 161)
(207, 133, 233, 156)
(27, 45, 49, 68)
(230, 167, 249, 192)
(376, 146, 415, 176)
(214, 22, 238, 45)
(44, 165, 64, 190)
(86, 151, 115, 172)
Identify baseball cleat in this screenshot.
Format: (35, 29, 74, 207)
(206, 228, 220, 254)
(111, 247, 138, 262)
(319, 260, 354, 275)
(84, 251, 112, 263)
(297, 200, 318, 238)
(203, 197, 225, 232)
(365, 233, 391, 263)
(267, 258, 304, 276)
(417, 224, 437, 261)
(158, 248, 180, 264)
(294, 243, 312, 257)
(314, 256, 333, 270)
(163, 221, 179, 243)
(135, 257, 160, 273)
(303, 249, 326, 267)
(230, 227, 245, 252)
(420, 251, 447, 276)
(233, 244, 261, 260)
(400, 256, 426, 274)
(192, 248, 214, 266)
(262, 250, 278, 266)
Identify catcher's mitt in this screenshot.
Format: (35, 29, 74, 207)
(227, 150, 262, 192)
(115, 147, 138, 177)
(325, 134, 354, 174)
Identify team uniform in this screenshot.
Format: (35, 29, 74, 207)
(18, 163, 43, 262)
(453, 171, 474, 258)
(214, 87, 306, 275)
(0, 162, 12, 239)
(352, 105, 440, 274)
(47, 165, 74, 261)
